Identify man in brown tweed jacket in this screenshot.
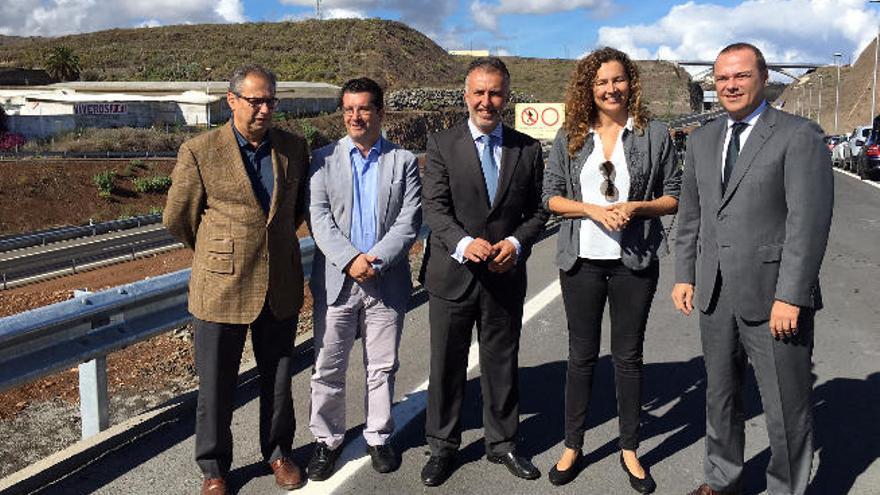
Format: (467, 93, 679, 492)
(163, 65, 309, 495)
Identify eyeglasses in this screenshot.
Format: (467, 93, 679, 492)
(342, 105, 377, 117)
(599, 160, 619, 201)
(233, 93, 279, 109)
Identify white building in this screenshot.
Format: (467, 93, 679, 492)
(1, 81, 340, 138)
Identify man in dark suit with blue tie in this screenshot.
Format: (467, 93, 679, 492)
(419, 57, 548, 486)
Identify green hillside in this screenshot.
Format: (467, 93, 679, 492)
(0, 19, 461, 90)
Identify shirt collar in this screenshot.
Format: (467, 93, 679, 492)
(231, 122, 270, 150)
(727, 100, 767, 129)
(587, 116, 634, 135)
(468, 119, 503, 142)
(348, 135, 383, 159)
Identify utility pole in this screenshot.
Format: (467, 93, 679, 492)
(834, 52, 843, 133)
(818, 74, 823, 127)
(316, 0, 322, 19)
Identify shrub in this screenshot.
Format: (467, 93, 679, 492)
(123, 159, 146, 176)
(300, 121, 319, 148)
(93, 170, 116, 198)
(133, 175, 172, 193)
(0, 132, 26, 151)
(148, 206, 163, 215)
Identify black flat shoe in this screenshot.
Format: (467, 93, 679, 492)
(619, 453, 656, 494)
(421, 455, 454, 486)
(548, 449, 582, 486)
(487, 451, 540, 480)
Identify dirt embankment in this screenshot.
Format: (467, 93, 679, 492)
(779, 37, 880, 135)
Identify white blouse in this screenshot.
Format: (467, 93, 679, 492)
(578, 120, 632, 259)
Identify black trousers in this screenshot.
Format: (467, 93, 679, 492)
(193, 301, 297, 478)
(425, 281, 524, 457)
(559, 259, 658, 451)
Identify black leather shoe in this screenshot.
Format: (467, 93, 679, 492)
(548, 449, 582, 486)
(367, 444, 400, 473)
(487, 452, 540, 480)
(421, 455, 454, 486)
(307, 441, 341, 481)
(620, 453, 656, 494)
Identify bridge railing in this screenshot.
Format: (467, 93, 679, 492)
(0, 236, 316, 439)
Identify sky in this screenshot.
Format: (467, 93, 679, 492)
(2, 0, 880, 67)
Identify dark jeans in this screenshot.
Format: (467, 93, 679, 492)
(559, 258, 659, 451)
(193, 301, 297, 478)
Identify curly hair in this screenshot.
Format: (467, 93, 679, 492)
(564, 47, 650, 157)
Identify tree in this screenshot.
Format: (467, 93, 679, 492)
(45, 45, 81, 82)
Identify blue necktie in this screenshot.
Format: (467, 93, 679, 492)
(480, 135, 498, 206)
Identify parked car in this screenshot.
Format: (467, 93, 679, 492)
(845, 126, 872, 171)
(824, 135, 844, 152)
(831, 139, 852, 168)
(854, 116, 880, 179)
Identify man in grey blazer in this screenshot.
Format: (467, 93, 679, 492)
(306, 77, 422, 480)
(672, 43, 833, 495)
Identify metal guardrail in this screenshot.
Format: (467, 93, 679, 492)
(0, 151, 177, 160)
(0, 214, 163, 253)
(0, 236, 316, 438)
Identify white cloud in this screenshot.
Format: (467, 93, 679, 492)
(492, 0, 614, 15)
(280, 0, 457, 39)
(596, 0, 880, 65)
(470, 1, 497, 30)
(323, 8, 367, 19)
(0, 0, 246, 36)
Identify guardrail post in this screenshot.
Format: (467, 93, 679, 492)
(78, 356, 109, 438)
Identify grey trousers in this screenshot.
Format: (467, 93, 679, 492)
(700, 273, 814, 495)
(309, 276, 404, 449)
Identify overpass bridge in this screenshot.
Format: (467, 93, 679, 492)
(676, 60, 825, 82)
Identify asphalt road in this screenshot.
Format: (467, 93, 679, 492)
(22, 169, 879, 495)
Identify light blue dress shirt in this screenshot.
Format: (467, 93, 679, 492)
(350, 138, 382, 254)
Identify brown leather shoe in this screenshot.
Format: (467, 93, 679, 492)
(687, 483, 738, 495)
(201, 477, 227, 495)
(270, 457, 305, 490)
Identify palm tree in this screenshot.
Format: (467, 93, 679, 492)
(45, 45, 81, 82)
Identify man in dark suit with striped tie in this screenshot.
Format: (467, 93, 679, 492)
(419, 57, 548, 486)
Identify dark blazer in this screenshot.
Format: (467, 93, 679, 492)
(164, 122, 309, 324)
(541, 120, 681, 272)
(674, 106, 833, 321)
(420, 122, 548, 302)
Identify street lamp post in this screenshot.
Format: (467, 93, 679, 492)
(205, 67, 213, 128)
(808, 83, 813, 120)
(834, 52, 843, 133)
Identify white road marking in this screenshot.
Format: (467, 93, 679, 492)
(296, 279, 562, 494)
(833, 167, 880, 190)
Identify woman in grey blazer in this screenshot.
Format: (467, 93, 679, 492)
(541, 47, 681, 493)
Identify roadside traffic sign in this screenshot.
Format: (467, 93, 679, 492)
(515, 103, 565, 140)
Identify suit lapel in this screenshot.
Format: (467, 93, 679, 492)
(376, 138, 393, 234)
(491, 125, 521, 211)
(708, 119, 727, 210)
(336, 136, 355, 235)
(455, 123, 492, 213)
(218, 122, 264, 219)
(719, 107, 776, 210)
(266, 128, 288, 226)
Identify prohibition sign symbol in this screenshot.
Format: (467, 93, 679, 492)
(541, 107, 560, 126)
(521, 107, 539, 126)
